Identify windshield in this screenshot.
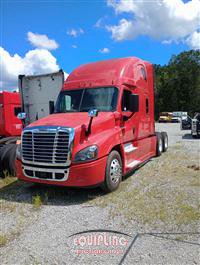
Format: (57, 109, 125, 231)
(55, 87, 118, 113)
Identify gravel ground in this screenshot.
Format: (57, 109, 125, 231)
(0, 123, 199, 265)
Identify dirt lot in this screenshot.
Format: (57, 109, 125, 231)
(0, 123, 199, 265)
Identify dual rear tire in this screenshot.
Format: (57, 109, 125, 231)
(156, 131, 168, 156)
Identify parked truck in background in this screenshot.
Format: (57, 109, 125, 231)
(180, 112, 200, 138)
(0, 91, 22, 176)
(16, 57, 168, 192)
(158, 112, 173, 123)
(171, 111, 187, 123)
(0, 70, 64, 177)
(191, 113, 200, 138)
(0, 91, 22, 138)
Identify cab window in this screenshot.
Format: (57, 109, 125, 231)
(14, 107, 22, 117)
(122, 90, 131, 112)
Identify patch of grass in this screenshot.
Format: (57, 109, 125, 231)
(0, 216, 25, 248)
(190, 177, 200, 187)
(175, 204, 200, 225)
(0, 176, 17, 189)
(89, 148, 200, 228)
(32, 194, 42, 209)
(31, 191, 50, 209)
(0, 234, 8, 247)
(0, 200, 16, 213)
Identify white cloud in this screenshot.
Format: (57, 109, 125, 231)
(27, 32, 59, 50)
(67, 28, 84, 38)
(95, 18, 103, 28)
(94, 16, 108, 28)
(99, 48, 110, 54)
(186, 31, 200, 49)
(162, 39, 173, 45)
(106, 0, 200, 49)
(72, 45, 77, 49)
(0, 47, 60, 90)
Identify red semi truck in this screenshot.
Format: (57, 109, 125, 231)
(16, 57, 168, 192)
(0, 91, 22, 138)
(0, 91, 22, 176)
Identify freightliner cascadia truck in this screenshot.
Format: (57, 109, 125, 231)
(0, 71, 64, 177)
(16, 57, 168, 192)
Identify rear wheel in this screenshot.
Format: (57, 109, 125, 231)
(156, 132, 162, 156)
(161, 132, 168, 152)
(102, 151, 122, 193)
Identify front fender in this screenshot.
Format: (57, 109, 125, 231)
(84, 127, 122, 158)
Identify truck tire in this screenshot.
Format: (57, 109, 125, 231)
(0, 144, 17, 178)
(102, 151, 122, 193)
(156, 132, 163, 157)
(161, 132, 168, 152)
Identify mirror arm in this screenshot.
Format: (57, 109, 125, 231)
(86, 117, 93, 136)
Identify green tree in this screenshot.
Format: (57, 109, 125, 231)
(154, 50, 200, 118)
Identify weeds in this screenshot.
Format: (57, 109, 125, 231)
(0, 234, 8, 247)
(32, 192, 49, 209)
(32, 194, 42, 209)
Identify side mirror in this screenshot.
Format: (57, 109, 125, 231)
(86, 109, 98, 136)
(129, 94, 139, 112)
(49, 101, 54, 114)
(17, 112, 26, 120)
(88, 109, 98, 117)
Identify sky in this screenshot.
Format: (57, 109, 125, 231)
(0, 0, 200, 90)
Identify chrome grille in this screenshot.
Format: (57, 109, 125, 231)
(22, 127, 73, 166)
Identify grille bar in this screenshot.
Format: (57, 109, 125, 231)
(22, 127, 73, 166)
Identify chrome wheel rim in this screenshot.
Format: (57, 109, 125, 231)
(165, 137, 168, 149)
(110, 159, 121, 184)
(159, 138, 162, 153)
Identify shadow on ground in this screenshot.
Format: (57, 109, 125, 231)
(0, 179, 105, 206)
(182, 133, 200, 140)
(0, 159, 151, 207)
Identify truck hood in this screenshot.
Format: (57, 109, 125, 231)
(27, 112, 115, 131)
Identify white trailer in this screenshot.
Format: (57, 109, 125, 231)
(19, 70, 64, 126)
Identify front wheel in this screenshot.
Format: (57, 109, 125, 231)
(102, 151, 122, 193)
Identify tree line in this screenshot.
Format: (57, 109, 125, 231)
(154, 50, 200, 119)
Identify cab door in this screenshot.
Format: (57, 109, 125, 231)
(121, 88, 140, 168)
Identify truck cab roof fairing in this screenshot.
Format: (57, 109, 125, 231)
(63, 57, 150, 90)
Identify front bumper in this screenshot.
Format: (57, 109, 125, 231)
(16, 156, 107, 187)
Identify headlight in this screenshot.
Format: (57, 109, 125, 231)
(74, 145, 98, 162)
(16, 143, 22, 160)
